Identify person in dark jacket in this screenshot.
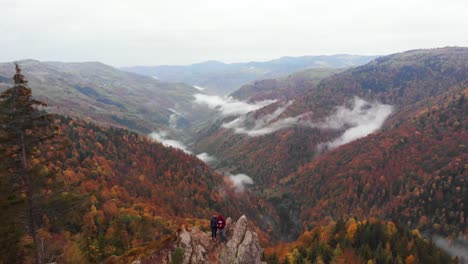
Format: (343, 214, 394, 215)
(210, 214, 218, 240)
(217, 214, 227, 242)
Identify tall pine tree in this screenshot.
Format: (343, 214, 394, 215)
(0, 64, 63, 264)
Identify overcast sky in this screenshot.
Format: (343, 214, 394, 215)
(1, 0, 467, 66)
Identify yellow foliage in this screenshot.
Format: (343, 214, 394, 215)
(90, 195, 98, 204)
(387, 221, 397, 236)
(286, 252, 295, 264)
(105, 226, 116, 239)
(139, 174, 145, 181)
(316, 256, 325, 264)
(60, 240, 85, 264)
(298, 230, 314, 245)
(31, 158, 40, 166)
(411, 229, 422, 238)
(347, 222, 358, 241)
(385, 242, 391, 255)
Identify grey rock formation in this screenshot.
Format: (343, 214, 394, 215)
(174, 215, 265, 264)
(178, 226, 212, 263)
(218, 215, 265, 264)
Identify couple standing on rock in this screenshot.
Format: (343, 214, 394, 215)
(210, 213, 227, 242)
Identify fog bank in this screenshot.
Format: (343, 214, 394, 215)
(227, 173, 254, 191)
(149, 131, 191, 154)
(193, 93, 275, 116)
(222, 97, 393, 149)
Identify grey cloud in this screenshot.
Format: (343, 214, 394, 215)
(197, 152, 216, 163)
(149, 131, 191, 154)
(2, 0, 468, 66)
(318, 97, 393, 150)
(168, 109, 181, 130)
(222, 101, 296, 136)
(227, 173, 254, 192)
(193, 85, 206, 91)
(193, 93, 275, 116)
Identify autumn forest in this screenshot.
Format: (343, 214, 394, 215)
(0, 47, 467, 264)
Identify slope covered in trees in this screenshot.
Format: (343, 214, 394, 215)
(194, 48, 468, 188)
(2, 49, 466, 263)
(0, 65, 72, 264)
(193, 47, 468, 240)
(0, 75, 276, 263)
(230, 68, 344, 101)
(284, 87, 467, 238)
(265, 218, 459, 264)
(2, 114, 278, 263)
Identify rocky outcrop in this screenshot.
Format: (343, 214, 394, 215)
(177, 226, 213, 263)
(111, 215, 265, 264)
(217, 215, 265, 264)
(174, 215, 265, 264)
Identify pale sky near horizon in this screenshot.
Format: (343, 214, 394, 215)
(1, 0, 467, 67)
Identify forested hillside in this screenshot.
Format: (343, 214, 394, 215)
(230, 68, 343, 101)
(284, 88, 467, 237)
(193, 48, 468, 241)
(0, 60, 199, 134)
(0, 84, 275, 263)
(194, 48, 468, 188)
(1, 49, 466, 263)
(265, 218, 459, 264)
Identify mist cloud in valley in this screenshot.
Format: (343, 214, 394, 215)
(197, 152, 216, 163)
(193, 85, 206, 91)
(318, 97, 393, 149)
(222, 97, 393, 149)
(168, 108, 182, 129)
(227, 173, 254, 191)
(193, 93, 275, 116)
(222, 101, 294, 136)
(149, 132, 218, 165)
(149, 131, 191, 154)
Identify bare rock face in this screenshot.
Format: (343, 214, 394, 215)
(178, 226, 212, 264)
(218, 215, 265, 264)
(173, 215, 265, 264)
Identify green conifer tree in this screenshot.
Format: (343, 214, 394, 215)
(0, 64, 62, 264)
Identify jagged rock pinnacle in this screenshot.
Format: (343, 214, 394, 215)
(175, 215, 265, 264)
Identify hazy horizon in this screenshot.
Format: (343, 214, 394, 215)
(1, 0, 467, 67)
(1, 52, 383, 68)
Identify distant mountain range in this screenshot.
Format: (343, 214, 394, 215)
(121, 55, 378, 95)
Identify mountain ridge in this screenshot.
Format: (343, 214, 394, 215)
(121, 54, 378, 95)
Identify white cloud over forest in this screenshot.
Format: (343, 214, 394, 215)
(227, 173, 254, 191)
(149, 131, 191, 153)
(197, 152, 216, 163)
(222, 97, 393, 149)
(193, 93, 275, 116)
(318, 97, 393, 149)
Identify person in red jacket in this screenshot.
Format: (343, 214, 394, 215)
(217, 214, 227, 242)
